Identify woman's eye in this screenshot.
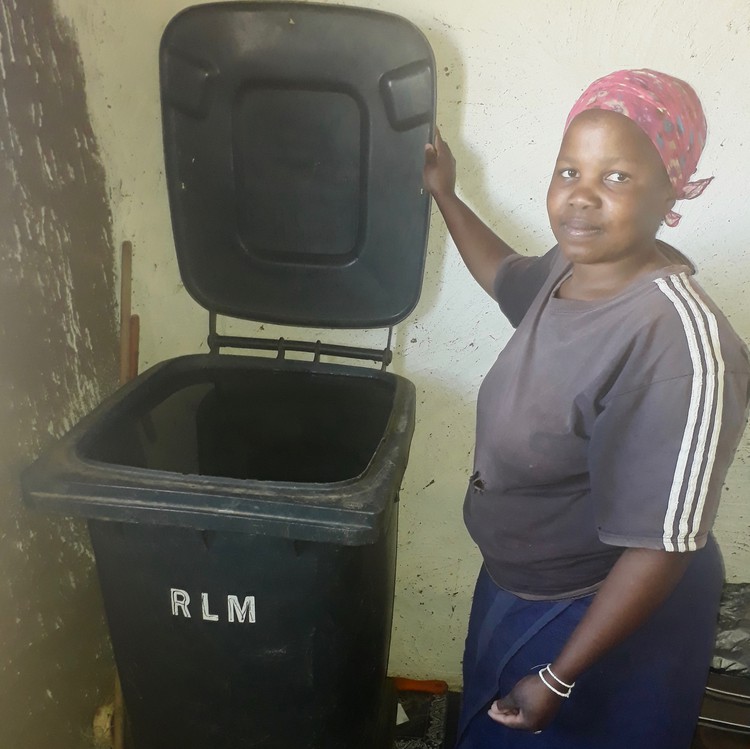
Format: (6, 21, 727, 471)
(606, 172, 629, 183)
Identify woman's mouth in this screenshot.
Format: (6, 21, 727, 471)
(561, 217, 601, 238)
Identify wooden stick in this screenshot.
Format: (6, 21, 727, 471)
(113, 241, 138, 749)
(118, 241, 133, 386)
(128, 315, 140, 382)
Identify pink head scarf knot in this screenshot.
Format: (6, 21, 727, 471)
(565, 69, 713, 227)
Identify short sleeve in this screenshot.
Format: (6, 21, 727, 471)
(493, 247, 558, 327)
(590, 370, 749, 553)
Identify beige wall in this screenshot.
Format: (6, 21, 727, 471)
(55, 0, 750, 685)
(1, 0, 119, 744)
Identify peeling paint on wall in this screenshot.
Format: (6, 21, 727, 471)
(0, 0, 118, 745)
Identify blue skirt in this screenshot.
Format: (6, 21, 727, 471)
(457, 537, 723, 749)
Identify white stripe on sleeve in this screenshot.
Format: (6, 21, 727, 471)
(674, 274, 725, 548)
(653, 275, 722, 551)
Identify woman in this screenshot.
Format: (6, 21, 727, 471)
(423, 69, 750, 747)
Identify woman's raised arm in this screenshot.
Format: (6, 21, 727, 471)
(423, 129, 517, 299)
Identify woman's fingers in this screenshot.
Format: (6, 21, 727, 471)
(423, 127, 456, 198)
(486, 675, 563, 732)
(434, 127, 450, 156)
(489, 697, 519, 717)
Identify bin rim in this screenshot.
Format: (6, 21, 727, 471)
(21, 354, 415, 545)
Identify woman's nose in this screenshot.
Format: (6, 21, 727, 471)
(568, 181, 601, 208)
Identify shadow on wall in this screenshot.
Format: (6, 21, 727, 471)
(0, 0, 119, 746)
(387, 23, 544, 684)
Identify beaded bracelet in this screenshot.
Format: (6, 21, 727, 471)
(537, 664, 575, 698)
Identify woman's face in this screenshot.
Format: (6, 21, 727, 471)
(546, 110, 675, 269)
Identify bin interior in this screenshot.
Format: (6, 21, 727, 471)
(80, 366, 395, 484)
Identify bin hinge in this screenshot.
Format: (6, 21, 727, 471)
(207, 312, 394, 370)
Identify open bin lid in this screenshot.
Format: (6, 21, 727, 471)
(160, 2, 435, 329)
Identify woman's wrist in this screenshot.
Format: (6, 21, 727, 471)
(430, 185, 458, 206)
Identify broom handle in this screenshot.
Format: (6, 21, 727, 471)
(114, 240, 138, 749)
(118, 241, 133, 387)
(128, 314, 140, 382)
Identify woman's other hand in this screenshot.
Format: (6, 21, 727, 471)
(488, 673, 563, 733)
(423, 128, 456, 199)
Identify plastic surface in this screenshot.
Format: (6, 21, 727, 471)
(22, 354, 415, 545)
(697, 582, 750, 735)
(712, 582, 750, 679)
(160, 2, 435, 328)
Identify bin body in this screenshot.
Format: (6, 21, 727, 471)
(89, 517, 397, 749)
(23, 355, 415, 748)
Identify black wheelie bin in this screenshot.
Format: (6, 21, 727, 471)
(21, 4, 435, 748)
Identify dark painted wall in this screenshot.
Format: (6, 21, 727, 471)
(0, 0, 119, 745)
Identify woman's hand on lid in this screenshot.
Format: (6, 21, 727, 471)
(423, 128, 457, 200)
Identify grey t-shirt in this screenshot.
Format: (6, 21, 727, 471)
(464, 245, 750, 599)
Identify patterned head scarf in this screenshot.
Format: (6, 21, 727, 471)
(565, 69, 712, 227)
